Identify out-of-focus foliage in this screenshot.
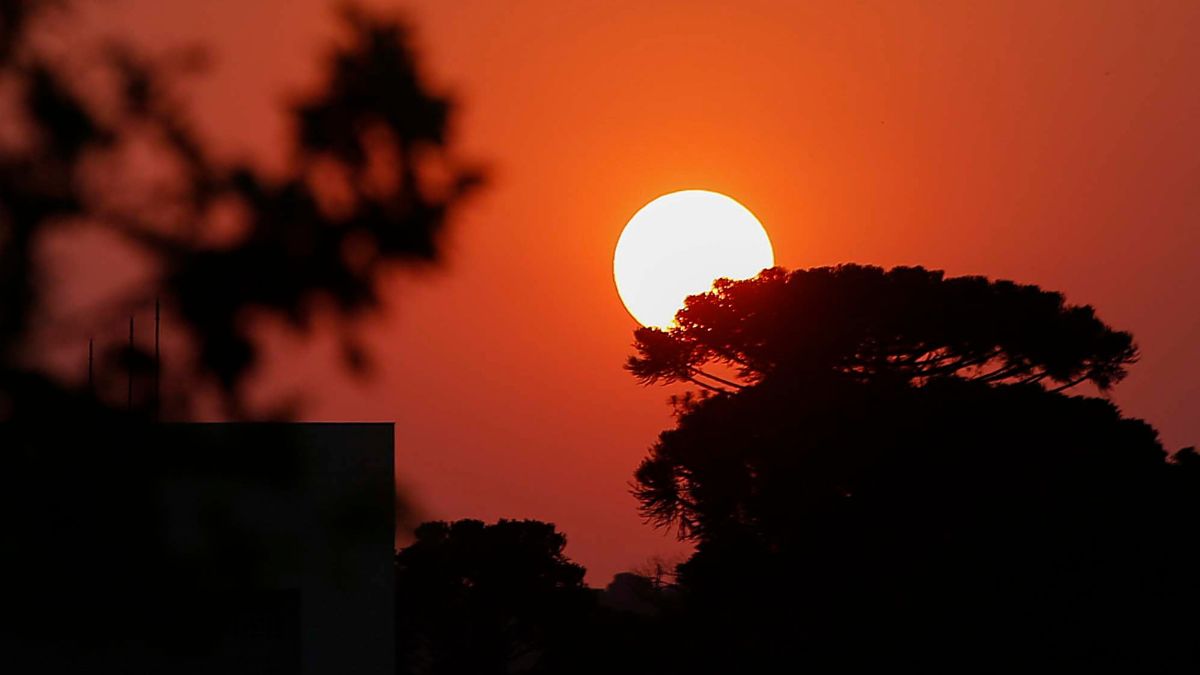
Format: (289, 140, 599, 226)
(0, 0, 480, 418)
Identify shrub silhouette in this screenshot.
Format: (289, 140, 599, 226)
(396, 519, 594, 675)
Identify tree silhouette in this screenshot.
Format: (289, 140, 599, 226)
(629, 265, 1137, 395)
(396, 519, 594, 675)
(0, 0, 480, 418)
(629, 265, 1199, 670)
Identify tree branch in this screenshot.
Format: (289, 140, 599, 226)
(692, 368, 745, 390)
(685, 376, 731, 395)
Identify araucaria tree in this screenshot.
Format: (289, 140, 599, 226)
(628, 264, 1198, 671)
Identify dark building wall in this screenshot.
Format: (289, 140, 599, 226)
(0, 422, 394, 675)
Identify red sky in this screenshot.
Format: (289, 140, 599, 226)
(82, 0, 1200, 583)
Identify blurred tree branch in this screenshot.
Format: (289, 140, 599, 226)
(0, 0, 482, 419)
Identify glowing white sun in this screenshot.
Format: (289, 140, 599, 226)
(613, 190, 774, 328)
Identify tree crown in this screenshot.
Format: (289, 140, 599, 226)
(627, 265, 1138, 395)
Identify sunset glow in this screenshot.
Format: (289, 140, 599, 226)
(50, 0, 1200, 592)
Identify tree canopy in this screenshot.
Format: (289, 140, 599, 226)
(627, 265, 1198, 670)
(628, 265, 1138, 393)
(396, 519, 593, 675)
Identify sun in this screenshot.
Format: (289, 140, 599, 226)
(614, 190, 774, 328)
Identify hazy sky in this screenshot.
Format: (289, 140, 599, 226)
(83, 0, 1200, 582)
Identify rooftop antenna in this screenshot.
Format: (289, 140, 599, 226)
(128, 316, 134, 411)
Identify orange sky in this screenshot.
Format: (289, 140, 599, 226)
(84, 0, 1200, 582)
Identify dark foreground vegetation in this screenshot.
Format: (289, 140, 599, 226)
(2, 1, 1196, 672)
(399, 266, 1200, 674)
